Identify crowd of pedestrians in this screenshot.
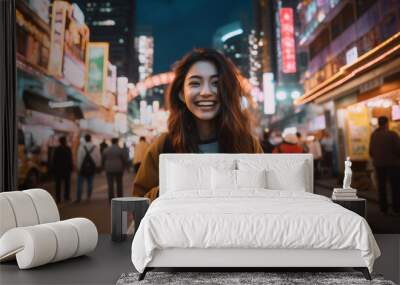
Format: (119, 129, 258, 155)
(50, 134, 149, 204)
(262, 115, 400, 215)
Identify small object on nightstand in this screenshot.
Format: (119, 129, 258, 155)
(332, 197, 366, 218)
(111, 197, 149, 242)
(332, 187, 358, 200)
(332, 157, 359, 200)
(342, 157, 353, 189)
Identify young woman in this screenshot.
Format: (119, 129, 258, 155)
(132, 48, 262, 201)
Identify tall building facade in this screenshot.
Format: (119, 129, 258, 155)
(213, 21, 250, 78)
(73, 0, 137, 82)
(253, 0, 303, 125)
(252, 0, 276, 77)
(134, 27, 154, 86)
(253, 0, 277, 115)
(295, 0, 400, 177)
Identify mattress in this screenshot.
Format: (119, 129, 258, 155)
(131, 190, 380, 273)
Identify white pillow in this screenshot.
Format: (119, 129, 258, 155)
(211, 169, 267, 190)
(265, 162, 306, 191)
(237, 159, 307, 191)
(167, 162, 212, 191)
(212, 168, 236, 190)
(236, 169, 267, 189)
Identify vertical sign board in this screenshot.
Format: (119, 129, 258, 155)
(346, 105, 371, 160)
(392, 105, 400, 121)
(117, 77, 128, 113)
(63, 4, 89, 90)
(107, 62, 117, 93)
(48, 0, 68, 77)
(86, 42, 109, 98)
(263, 72, 275, 114)
(280, 8, 297, 74)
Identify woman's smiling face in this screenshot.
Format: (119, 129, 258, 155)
(180, 61, 221, 121)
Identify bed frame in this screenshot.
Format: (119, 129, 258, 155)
(140, 248, 370, 280)
(138, 154, 371, 281)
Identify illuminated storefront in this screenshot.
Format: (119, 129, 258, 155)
(338, 86, 400, 160)
(296, 0, 400, 183)
(295, 29, 400, 192)
(15, 1, 117, 187)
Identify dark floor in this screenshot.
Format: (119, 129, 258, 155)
(3, 172, 400, 284)
(0, 235, 133, 285)
(0, 235, 398, 284)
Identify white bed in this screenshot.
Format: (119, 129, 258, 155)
(131, 154, 380, 280)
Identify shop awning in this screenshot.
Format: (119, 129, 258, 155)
(23, 91, 84, 120)
(17, 61, 99, 112)
(295, 32, 400, 105)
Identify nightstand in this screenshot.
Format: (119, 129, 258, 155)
(332, 198, 366, 218)
(111, 197, 150, 242)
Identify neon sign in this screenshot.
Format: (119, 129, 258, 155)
(280, 8, 297, 74)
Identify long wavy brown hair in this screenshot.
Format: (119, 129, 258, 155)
(166, 48, 259, 153)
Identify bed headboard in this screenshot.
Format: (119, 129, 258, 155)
(159, 154, 314, 195)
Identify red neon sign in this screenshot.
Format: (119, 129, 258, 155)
(280, 8, 297, 73)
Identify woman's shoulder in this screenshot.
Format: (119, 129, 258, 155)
(147, 132, 170, 155)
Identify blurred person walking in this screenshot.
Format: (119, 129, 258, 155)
(306, 135, 323, 178)
(369, 116, 400, 215)
(133, 136, 149, 173)
(76, 134, 100, 202)
(261, 130, 275, 153)
(103, 138, 127, 200)
(100, 139, 108, 155)
(99, 139, 108, 170)
(122, 142, 131, 171)
(320, 131, 334, 176)
(296, 132, 309, 153)
(52, 136, 73, 203)
(273, 132, 304, 153)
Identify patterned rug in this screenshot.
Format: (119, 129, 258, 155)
(116, 271, 395, 285)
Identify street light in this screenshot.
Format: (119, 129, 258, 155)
(290, 90, 301, 99)
(276, 90, 287, 101)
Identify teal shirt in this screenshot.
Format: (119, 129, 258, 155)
(198, 141, 219, 153)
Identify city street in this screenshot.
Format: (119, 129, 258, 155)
(40, 170, 135, 233)
(36, 172, 400, 234)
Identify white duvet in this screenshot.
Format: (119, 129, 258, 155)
(131, 190, 380, 273)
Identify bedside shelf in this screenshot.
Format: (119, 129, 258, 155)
(332, 198, 366, 218)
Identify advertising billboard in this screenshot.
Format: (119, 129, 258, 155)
(48, 0, 68, 77)
(346, 105, 371, 160)
(63, 4, 89, 90)
(279, 8, 297, 74)
(48, 0, 88, 88)
(86, 42, 109, 95)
